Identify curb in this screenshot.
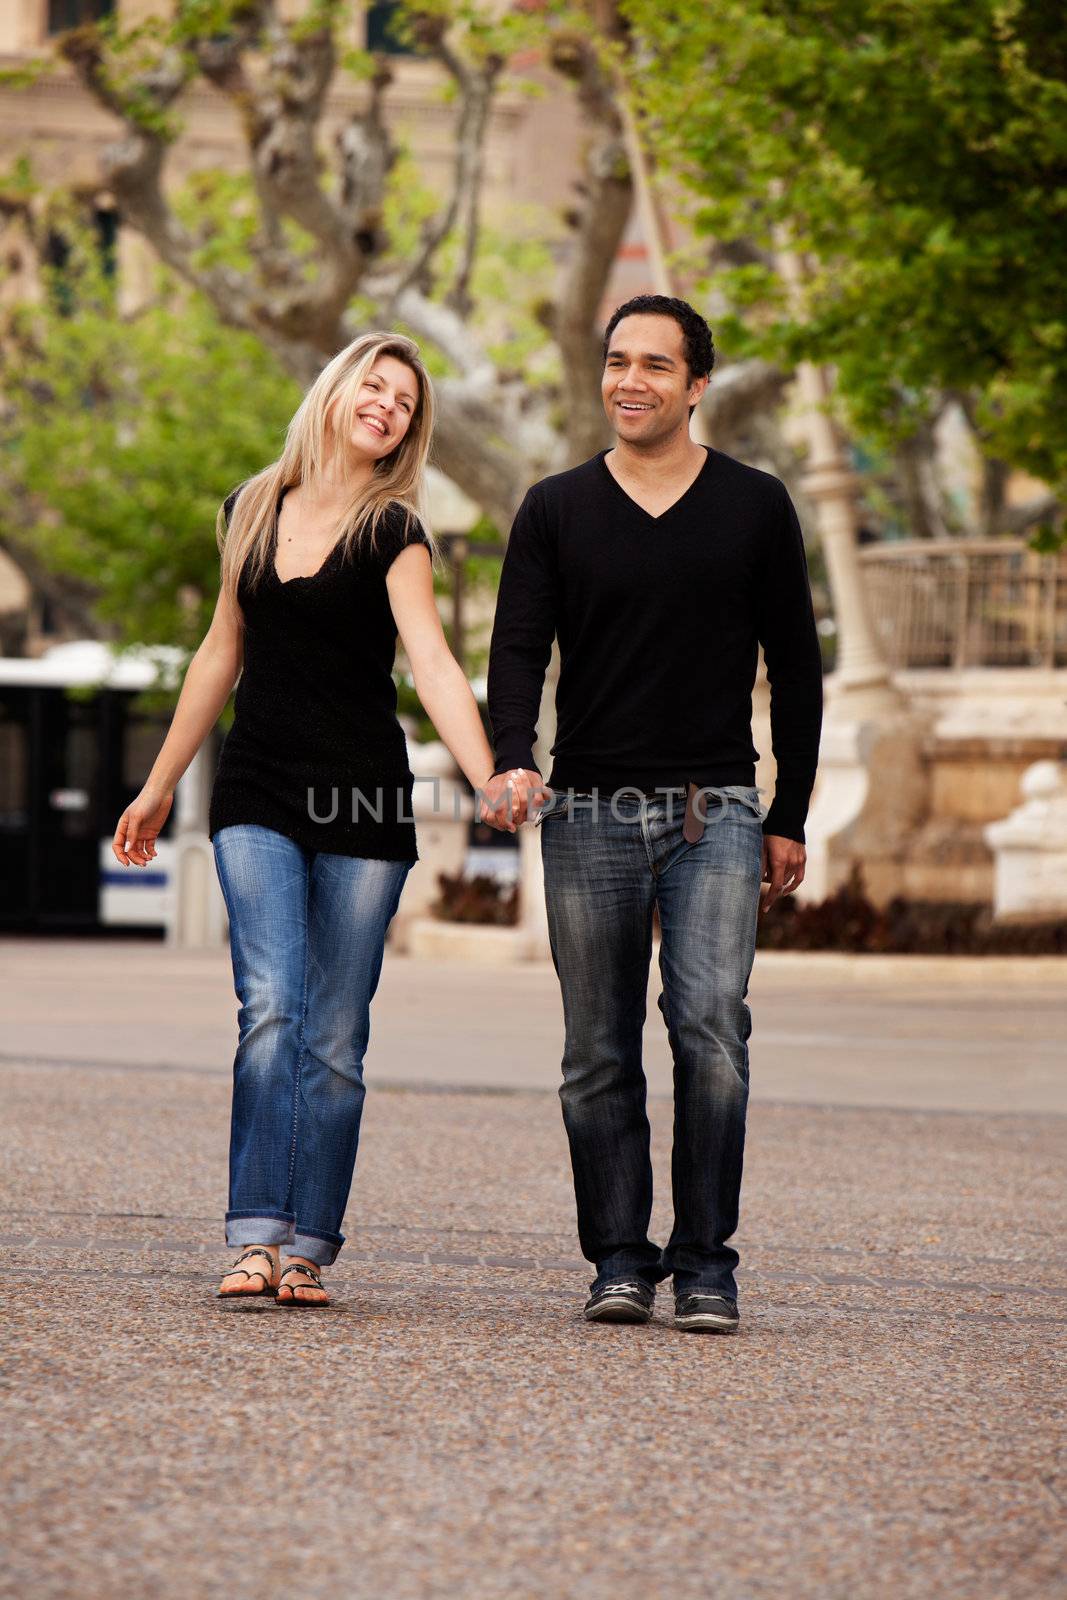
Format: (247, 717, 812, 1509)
(751, 950, 1067, 984)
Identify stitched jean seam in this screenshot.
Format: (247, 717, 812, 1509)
(284, 865, 311, 1210)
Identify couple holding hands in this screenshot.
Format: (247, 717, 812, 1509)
(113, 294, 822, 1333)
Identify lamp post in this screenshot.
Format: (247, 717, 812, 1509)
(774, 246, 902, 719)
(771, 242, 925, 900)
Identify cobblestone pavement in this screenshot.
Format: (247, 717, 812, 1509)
(2, 944, 1065, 1598)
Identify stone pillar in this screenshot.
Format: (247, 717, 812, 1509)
(515, 643, 560, 961)
(788, 371, 928, 902)
(985, 761, 1067, 921)
(168, 740, 228, 948)
(518, 818, 550, 960)
(773, 248, 927, 901)
(392, 739, 473, 949)
(751, 647, 776, 808)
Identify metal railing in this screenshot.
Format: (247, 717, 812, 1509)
(858, 540, 1067, 670)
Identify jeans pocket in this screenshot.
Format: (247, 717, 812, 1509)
(703, 787, 764, 825)
(695, 787, 764, 829)
(536, 792, 567, 825)
(731, 787, 765, 821)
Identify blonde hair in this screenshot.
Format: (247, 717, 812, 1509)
(216, 331, 437, 605)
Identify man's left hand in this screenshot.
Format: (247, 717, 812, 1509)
(760, 834, 806, 912)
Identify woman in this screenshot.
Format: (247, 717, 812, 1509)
(112, 331, 519, 1308)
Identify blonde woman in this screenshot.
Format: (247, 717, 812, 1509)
(112, 332, 526, 1308)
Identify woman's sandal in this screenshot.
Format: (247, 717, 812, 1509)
(217, 1246, 278, 1300)
(277, 1261, 330, 1308)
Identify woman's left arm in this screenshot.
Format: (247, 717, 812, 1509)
(387, 545, 528, 826)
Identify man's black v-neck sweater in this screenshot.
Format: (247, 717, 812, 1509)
(487, 446, 824, 843)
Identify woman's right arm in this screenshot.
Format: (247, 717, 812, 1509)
(111, 586, 244, 867)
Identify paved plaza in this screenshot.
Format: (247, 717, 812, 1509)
(2, 938, 1065, 1598)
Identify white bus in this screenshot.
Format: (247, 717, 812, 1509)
(0, 640, 203, 935)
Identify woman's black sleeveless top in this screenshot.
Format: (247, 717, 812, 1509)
(208, 488, 431, 862)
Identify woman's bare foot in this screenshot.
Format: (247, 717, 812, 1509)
(218, 1245, 279, 1297)
(277, 1256, 329, 1306)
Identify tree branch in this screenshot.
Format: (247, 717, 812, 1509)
(995, 491, 1062, 537)
(547, 30, 633, 466)
(193, 11, 389, 342)
(56, 28, 213, 293)
(0, 526, 109, 641)
(893, 421, 954, 539)
(700, 357, 789, 446)
(336, 55, 395, 261)
(376, 292, 539, 529)
(191, 11, 299, 283)
(384, 286, 496, 388)
(62, 9, 398, 357)
(428, 378, 531, 531)
(384, 15, 502, 317)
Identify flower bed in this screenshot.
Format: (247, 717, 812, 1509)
(757, 870, 1067, 955)
(431, 866, 1067, 953)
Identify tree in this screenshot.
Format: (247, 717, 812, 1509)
(1, 0, 802, 650)
(622, 0, 1067, 535)
(0, 216, 302, 654)
(30, 0, 631, 536)
(37, 3, 794, 511)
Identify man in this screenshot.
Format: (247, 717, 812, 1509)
(485, 295, 823, 1334)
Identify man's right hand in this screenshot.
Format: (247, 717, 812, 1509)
(760, 834, 806, 912)
(480, 769, 551, 833)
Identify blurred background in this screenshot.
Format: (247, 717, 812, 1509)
(0, 0, 1064, 953)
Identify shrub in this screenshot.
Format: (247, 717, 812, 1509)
(432, 871, 519, 927)
(757, 869, 1067, 955)
(431, 864, 1067, 951)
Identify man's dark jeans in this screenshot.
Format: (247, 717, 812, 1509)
(540, 786, 763, 1300)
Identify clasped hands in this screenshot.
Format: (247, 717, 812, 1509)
(479, 768, 552, 833)
(477, 774, 807, 916)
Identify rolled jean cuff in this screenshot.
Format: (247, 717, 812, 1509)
(285, 1228, 344, 1267)
(225, 1210, 295, 1248)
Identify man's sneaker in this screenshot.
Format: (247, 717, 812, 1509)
(583, 1280, 655, 1324)
(674, 1292, 740, 1334)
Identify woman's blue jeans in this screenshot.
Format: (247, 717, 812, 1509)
(212, 825, 411, 1266)
(540, 787, 763, 1300)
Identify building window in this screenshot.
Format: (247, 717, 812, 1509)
(364, 3, 414, 55)
(47, 0, 115, 35)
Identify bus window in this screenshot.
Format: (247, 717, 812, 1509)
(0, 692, 29, 831)
(122, 707, 175, 834)
(51, 697, 99, 840)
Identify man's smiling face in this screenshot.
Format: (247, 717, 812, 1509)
(601, 313, 707, 447)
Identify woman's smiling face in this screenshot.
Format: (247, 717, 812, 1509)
(349, 355, 420, 459)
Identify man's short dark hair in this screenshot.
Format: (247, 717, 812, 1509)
(602, 295, 715, 384)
